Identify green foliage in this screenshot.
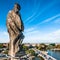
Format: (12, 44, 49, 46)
(46, 45, 52, 50)
(50, 43, 55, 46)
(38, 44, 47, 51)
(46, 44, 56, 50)
(0, 44, 3, 48)
(4, 50, 8, 54)
(26, 49, 35, 56)
(22, 45, 28, 51)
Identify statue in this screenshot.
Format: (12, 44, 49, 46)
(6, 3, 24, 60)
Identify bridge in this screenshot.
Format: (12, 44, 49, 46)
(32, 48, 57, 60)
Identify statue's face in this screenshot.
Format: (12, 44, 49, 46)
(14, 5, 20, 13)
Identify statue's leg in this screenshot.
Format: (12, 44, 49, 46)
(8, 42, 11, 55)
(9, 34, 16, 60)
(15, 40, 19, 54)
(11, 37, 14, 60)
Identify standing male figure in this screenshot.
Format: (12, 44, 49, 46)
(6, 3, 24, 60)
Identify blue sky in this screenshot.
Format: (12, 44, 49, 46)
(0, 0, 60, 43)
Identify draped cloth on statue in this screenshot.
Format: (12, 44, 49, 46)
(6, 10, 24, 58)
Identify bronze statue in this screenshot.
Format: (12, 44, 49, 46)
(6, 3, 24, 60)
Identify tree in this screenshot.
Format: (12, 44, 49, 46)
(22, 45, 28, 51)
(50, 43, 55, 46)
(26, 49, 35, 56)
(38, 44, 47, 51)
(0, 44, 3, 48)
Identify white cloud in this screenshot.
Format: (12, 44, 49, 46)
(23, 29, 60, 43)
(31, 14, 60, 28)
(0, 31, 9, 43)
(24, 2, 40, 23)
(24, 12, 36, 23)
(24, 27, 36, 33)
(26, 1, 57, 24)
(39, 14, 60, 24)
(53, 18, 60, 24)
(0, 28, 60, 43)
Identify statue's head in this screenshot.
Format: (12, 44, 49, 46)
(14, 3, 21, 13)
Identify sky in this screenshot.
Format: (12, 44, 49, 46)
(0, 0, 60, 43)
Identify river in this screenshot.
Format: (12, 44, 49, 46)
(47, 50, 60, 60)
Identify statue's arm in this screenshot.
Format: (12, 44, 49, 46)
(19, 15, 24, 31)
(14, 14, 24, 32)
(21, 18, 24, 31)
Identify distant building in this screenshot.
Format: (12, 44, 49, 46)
(24, 43, 40, 47)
